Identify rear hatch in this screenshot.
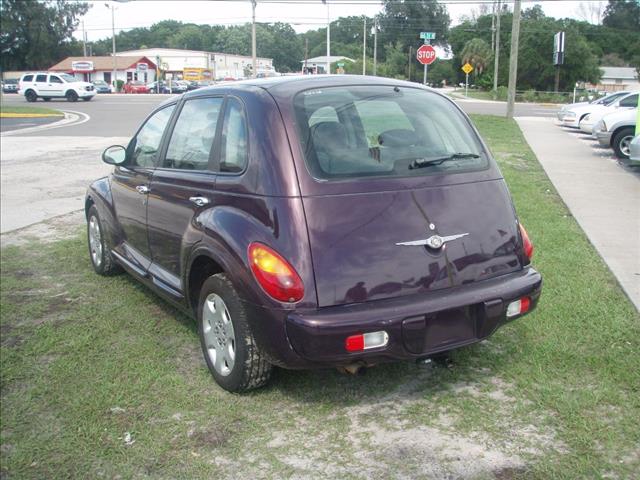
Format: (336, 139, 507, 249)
(303, 180, 521, 307)
(289, 83, 523, 307)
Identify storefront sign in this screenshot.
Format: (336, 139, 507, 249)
(71, 61, 94, 72)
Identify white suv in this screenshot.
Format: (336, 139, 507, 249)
(19, 72, 96, 102)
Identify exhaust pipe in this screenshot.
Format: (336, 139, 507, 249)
(336, 363, 367, 375)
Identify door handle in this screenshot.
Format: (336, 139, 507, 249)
(189, 196, 210, 207)
(136, 185, 149, 194)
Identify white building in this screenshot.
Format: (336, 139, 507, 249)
(587, 67, 640, 92)
(115, 48, 275, 80)
(48, 56, 157, 84)
(301, 55, 355, 74)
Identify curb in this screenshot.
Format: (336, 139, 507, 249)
(1, 113, 65, 118)
(0, 110, 89, 136)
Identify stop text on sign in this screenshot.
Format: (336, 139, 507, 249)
(416, 45, 437, 65)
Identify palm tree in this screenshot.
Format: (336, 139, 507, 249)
(461, 38, 493, 76)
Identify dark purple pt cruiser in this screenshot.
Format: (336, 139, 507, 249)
(86, 75, 542, 392)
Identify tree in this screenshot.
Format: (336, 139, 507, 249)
(461, 38, 492, 75)
(0, 0, 90, 71)
(602, 0, 640, 31)
(377, 0, 450, 62)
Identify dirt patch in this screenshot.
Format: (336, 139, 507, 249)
(1, 210, 84, 247)
(202, 366, 565, 479)
(190, 424, 232, 449)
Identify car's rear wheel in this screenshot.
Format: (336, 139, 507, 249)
(25, 90, 37, 102)
(87, 205, 120, 276)
(66, 90, 78, 102)
(197, 274, 272, 392)
(612, 127, 634, 159)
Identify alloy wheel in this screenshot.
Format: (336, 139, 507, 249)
(88, 216, 103, 268)
(202, 293, 236, 376)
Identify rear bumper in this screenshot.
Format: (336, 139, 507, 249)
(245, 267, 542, 369)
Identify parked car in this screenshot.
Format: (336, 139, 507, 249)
(556, 91, 628, 121)
(579, 92, 638, 134)
(123, 81, 150, 94)
(595, 108, 638, 159)
(629, 135, 640, 165)
(18, 72, 95, 102)
(86, 76, 542, 392)
(172, 81, 189, 93)
(92, 80, 111, 94)
(147, 81, 184, 94)
(562, 91, 637, 128)
(2, 78, 19, 93)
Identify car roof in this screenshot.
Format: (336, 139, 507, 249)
(184, 74, 431, 99)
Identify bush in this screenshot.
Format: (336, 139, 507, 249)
(523, 89, 537, 103)
(493, 86, 508, 101)
(115, 79, 124, 92)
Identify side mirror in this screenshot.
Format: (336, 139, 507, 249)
(102, 145, 127, 165)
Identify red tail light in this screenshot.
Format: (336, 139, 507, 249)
(248, 243, 304, 302)
(519, 223, 534, 261)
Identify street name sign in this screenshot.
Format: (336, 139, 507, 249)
(420, 32, 436, 40)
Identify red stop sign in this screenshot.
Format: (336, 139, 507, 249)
(416, 45, 437, 65)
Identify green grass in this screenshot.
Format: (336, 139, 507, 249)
(0, 105, 64, 116)
(1, 115, 639, 479)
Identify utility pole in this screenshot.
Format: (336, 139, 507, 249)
(82, 21, 87, 57)
(506, 0, 521, 119)
(251, 0, 257, 78)
(362, 17, 366, 75)
(323, 0, 330, 74)
(408, 46, 412, 81)
(493, 0, 501, 93)
(373, 17, 378, 76)
(304, 38, 308, 74)
(107, 2, 116, 92)
(491, 3, 495, 52)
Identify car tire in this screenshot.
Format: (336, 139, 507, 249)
(43, 97, 51, 102)
(87, 205, 121, 276)
(66, 90, 78, 102)
(197, 273, 272, 392)
(25, 90, 37, 102)
(612, 127, 634, 159)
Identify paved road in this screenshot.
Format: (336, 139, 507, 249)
(0, 93, 168, 137)
(0, 116, 61, 132)
(516, 117, 640, 311)
(1, 90, 557, 138)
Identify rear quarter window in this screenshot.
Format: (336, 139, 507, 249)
(22, 75, 33, 82)
(294, 86, 487, 181)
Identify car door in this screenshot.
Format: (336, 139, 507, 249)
(46, 75, 65, 97)
(110, 104, 176, 272)
(146, 96, 224, 296)
(33, 73, 48, 95)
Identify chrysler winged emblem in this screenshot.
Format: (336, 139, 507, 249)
(396, 233, 469, 249)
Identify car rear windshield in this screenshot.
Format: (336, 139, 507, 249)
(293, 85, 487, 180)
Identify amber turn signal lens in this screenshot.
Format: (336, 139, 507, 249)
(248, 243, 304, 302)
(519, 223, 534, 261)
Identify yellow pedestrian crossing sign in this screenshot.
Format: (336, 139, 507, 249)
(462, 63, 474, 75)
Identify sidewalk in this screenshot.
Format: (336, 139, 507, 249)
(516, 117, 640, 311)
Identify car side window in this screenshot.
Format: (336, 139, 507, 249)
(619, 94, 638, 108)
(23, 75, 33, 82)
(35, 74, 47, 82)
(164, 97, 223, 171)
(219, 98, 248, 173)
(49, 76, 63, 84)
(129, 105, 176, 168)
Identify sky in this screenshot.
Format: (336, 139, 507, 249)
(76, 0, 602, 42)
